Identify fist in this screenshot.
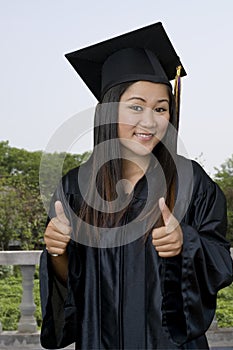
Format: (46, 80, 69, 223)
(152, 197, 183, 257)
(44, 201, 72, 256)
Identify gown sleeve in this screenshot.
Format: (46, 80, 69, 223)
(39, 171, 81, 349)
(160, 160, 233, 346)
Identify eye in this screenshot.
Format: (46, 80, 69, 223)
(129, 105, 144, 112)
(154, 107, 167, 113)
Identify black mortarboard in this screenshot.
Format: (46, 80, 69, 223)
(65, 22, 186, 102)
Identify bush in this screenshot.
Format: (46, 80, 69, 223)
(0, 271, 232, 330)
(34, 278, 42, 328)
(0, 265, 13, 278)
(0, 275, 22, 330)
(216, 283, 233, 328)
(0, 272, 42, 330)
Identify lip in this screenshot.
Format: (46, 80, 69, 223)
(134, 132, 155, 141)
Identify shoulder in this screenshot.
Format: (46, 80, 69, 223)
(176, 155, 225, 201)
(177, 155, 212, 185)
(62, 159, 92, 194)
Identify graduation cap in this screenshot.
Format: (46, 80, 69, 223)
(65, 22, 186, 116)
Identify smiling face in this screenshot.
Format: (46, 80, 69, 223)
(118, 81, 170, 158)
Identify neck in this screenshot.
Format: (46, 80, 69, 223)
(121, 150, 151, 192)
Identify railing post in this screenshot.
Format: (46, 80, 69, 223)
(209, 314, 218, 330)
(17, 265, 37, 333)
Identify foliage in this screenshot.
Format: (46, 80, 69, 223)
(0, 275, 22, 330)
(34, 278, 42, 328)
(214, 154, 233, 245)
(0, 273, 232, 330)
(0, 140, 90, 250)
(0, 142, 232, 331)
(0, 140, 232, 249)
(216, 284, 233, 328)
(0, 265, 13, 278)
(0, 272, 42, 331)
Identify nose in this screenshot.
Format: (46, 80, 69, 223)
(138, 107, 157, 129)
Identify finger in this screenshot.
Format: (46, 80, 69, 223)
(55, 201, 70, 225)
(152, 237, 174, 247)
(154, 241, 181, 252)
(152, 236, 178, 248)
(152, 227, 179, 242)
(44, 225, 70, 256)
(49, 217, 72, 236)
(45, 238, 69, 250)
(45, 226, 71, 242)
(152, 227, 167, 239)
(46, 246, 67, 256)
(159, 197, 171, 226)
(159, 197, 180, 234)
(158, 249, 181, 258)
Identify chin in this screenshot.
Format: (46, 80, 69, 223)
(120, 139, 157, 157)
(128, 146, 153, 157)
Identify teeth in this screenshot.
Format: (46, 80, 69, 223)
(135, 133, 153, 138)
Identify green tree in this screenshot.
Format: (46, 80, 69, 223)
(214, 155, 233, 245)
(0, 141, 90, 250)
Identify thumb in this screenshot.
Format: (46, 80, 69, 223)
(159, 197, 171, 226)
(55, 201, 70, 226)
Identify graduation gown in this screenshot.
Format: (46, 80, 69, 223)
(40, 156, 233, 349)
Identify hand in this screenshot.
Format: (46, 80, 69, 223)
(44, 201, 71, 256)
(152, 197, 183, 257)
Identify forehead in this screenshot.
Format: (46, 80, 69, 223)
(120, 81, 169, 101)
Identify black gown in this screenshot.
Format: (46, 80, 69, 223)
(40, 156, 233, 349)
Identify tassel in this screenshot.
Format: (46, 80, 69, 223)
(174, 65, 182, 128)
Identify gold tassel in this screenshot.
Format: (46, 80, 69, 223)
(174, 65, 182, 128)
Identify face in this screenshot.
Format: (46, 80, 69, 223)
(118, 81, 170, 157)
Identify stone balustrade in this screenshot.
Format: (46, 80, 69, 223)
(0, 251, 42, 348)
(0, 251, 42, 333)
(0, 249, 232, 349)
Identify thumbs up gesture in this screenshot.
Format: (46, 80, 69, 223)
(152, 197, 183, 257)
(44, 201, 72, 256)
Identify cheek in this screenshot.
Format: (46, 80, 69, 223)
(118, 112, 137, 137)
(157, 117, 170, 136)
(118, 123, 133, 137)
(118, 112, 136, 126)
(118, 105, 138, 126)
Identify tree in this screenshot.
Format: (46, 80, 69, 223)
(0, 141, 90, 250)
(214, 155, 233, 246)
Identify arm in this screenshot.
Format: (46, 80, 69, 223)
(40, 183, 77, 349)
(49, 253, 69, 285)
(158, 166, 233, 345)
(44, 201, 71, 284)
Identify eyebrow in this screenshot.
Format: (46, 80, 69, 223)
(126, 96, 169, 104)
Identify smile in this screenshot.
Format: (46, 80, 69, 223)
(134, 133, 155, 141)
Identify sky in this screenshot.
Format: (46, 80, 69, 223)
(0, 0, 233, 175)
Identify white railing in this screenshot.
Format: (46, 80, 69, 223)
(0, 251, 42, 334)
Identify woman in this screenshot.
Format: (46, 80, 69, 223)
(40, 22, 233, 349)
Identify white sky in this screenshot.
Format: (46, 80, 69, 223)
(1, 0, 233, 175)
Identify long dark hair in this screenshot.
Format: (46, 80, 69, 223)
(78, 81, 178, 231)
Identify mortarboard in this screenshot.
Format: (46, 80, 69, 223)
(65, 21, 186, 116)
